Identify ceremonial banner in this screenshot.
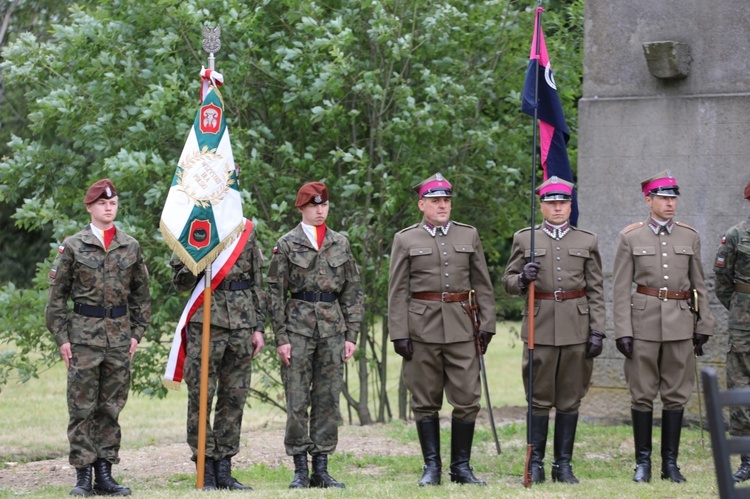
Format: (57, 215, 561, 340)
(163, 219, 253, 389)
(160, 69, 244, 275)
(521, 6, 578, 226)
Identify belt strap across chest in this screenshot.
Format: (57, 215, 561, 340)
(74, 303, 127, 318)
(291, 291, 338, 302)
(411, 291, 470, 303)
(535, 289, 586, 301)
(636, 285, 691, 300)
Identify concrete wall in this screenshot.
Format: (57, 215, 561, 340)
(578, 0, 750, 420)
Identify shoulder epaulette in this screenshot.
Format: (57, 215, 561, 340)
(397, 223, 420, 234)
(517, 227, 533, 234)
(571, 226, 596, 237)
(675, 221, 698, 233)
(622, 221, 645, 234)
(452, 221, 476, 229)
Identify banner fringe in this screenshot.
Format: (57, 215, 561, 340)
(159, 220, 245, 276)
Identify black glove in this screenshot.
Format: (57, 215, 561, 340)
(616, 337, 633, 359)
(519, 262, 541, 287)
(586, 329, 606, 358)
(693, 333, 709, 357)
(475, 330, 494, 355)
(393, 339, 413, 361)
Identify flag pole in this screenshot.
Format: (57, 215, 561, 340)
(195, 25, 221, 490)
(523, 3, 543, 489)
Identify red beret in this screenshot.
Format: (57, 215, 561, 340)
(83, 179, 117, 204)
(295, 182, 328, 207)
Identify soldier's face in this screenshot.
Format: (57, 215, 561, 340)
(419, 196, 451, 226)
(299, 201, 329, 226)
(540, 200, 571, 225)
(645, 194, 677, 221)
(86, 197, 118, 228)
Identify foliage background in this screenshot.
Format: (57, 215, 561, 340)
(0, 0, 584, 421)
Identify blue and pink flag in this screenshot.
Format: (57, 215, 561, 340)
(522, 6, 578, 226)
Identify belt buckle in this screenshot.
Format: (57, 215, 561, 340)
(658, 287, 669, 301)
(441, 292, 448, 302)
(103, 306, 113, 318)
(554, 290, 563, 302)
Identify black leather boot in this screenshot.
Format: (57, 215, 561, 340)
(661, 409, 686, 483)
(416, 416, 442, 486)
(734, 454, 750, 483)
(632, 409, 652, 483)
(528, 414, 549, 484)
(93, 458, 131, 496)
(215, 457, 252, 490)
(310, 454, 345, 488)
(197, 458, 217, 491)
(70, 464, 93, 496)
(551, 412, 579, 484)
(448, 418, 486, 485)
(289, 454, 310, 488)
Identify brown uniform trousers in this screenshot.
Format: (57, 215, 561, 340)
(388, 219, 495, 422)
(502, 225, 605, 415)
(613, 219, 714, 411)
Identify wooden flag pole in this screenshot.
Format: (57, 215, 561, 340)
(195, 24, 221, 490)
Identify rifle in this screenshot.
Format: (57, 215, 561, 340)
(466, 290, 501, 455)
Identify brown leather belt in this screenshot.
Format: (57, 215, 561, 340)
(735, 282, 750, 294)
(636, 285, 691, 300)
(535, 289, 586, 301)
(411, 291, 470, 303)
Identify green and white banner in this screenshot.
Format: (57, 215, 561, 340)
(160, 79, 244, 275)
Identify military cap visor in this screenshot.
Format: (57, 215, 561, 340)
(641, 170, 679, 197)
(413, 173, 453, 198)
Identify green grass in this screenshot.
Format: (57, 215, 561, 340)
(0, 321, 726, 497)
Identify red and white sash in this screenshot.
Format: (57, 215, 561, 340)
(162, 219, 253, 390)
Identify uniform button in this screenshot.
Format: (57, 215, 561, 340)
(445, 284, 450, 289)
(660, 232, 665, 236)
(445, 273, 449, 277)
(664, 276, 669, 280)
(556, 267, 561, 271)
(681, 249, 687, 253)
(556, 247, 561, 251)
(662, 253, 667, 257)
(642, 250, 647, 254)
(443, 252, 448, 255)
(419, 250, 423, 254)
(444, 262, 449, 266)
(662, 241, 667, 246)
(576, 252, 581, 255)
(663, 264, 668, 268)
(556, 257, 561, 261)
(557, 277, 562, 282)
(441, 242, 446, 246)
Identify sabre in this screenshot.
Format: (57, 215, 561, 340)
(470, 290, 501, 455)
(692, 288, 705, 449)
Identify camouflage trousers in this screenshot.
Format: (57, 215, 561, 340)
(184, 323, 254, 461)
(727, 347, 750, 436)
(67, 343, 131, 467)
(281, 331, 344, 456)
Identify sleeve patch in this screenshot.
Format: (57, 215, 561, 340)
(49, 267, 57, 279)
(58, 244, 65, 254)
(272, 245, 278, 254)
(715, 256, 726, 268)
(721, 235, 727, 244)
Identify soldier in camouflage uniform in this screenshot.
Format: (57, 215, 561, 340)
(388, 173, 496, 487)
(171, 222, 266, 491)
(266, 181, 364, 489)
(713, 180, 750, 483)
(46, 178, 151, 496)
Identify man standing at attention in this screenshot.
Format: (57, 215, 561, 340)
(171, 217, 266, 490)
(502, 176, 605, 484)
(266, 181, 364, 489)
(46, 178, 151, 496)
(388, 172, 495, 487)
(713, 180, 750, 483)
(613, 170, 714, 484)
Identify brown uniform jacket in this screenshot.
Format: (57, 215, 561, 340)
(388, 219, 496, 343)
(502, 225, 605, 346)
(613, 219, 714, 341)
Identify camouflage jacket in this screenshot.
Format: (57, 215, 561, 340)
(714, 217, 750, 331)
(171, 227, 266, 331)
(266, 224, 364, 346)
(45, 224, 151, 348)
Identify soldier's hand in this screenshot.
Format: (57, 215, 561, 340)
(393, 339, 413, 361)
(129, 338, 138, 360)
(520, 262, 541, 286)
(616, 337, 633, 359)
(586, 329, 606, 358)
(277, 344, 291, 366)
(344, 341, 356, 362)
(475, 330, 494, 355)
(59, 343, 72, 370)
(693, 333, 709, 357)
(251, 330, 265, 358)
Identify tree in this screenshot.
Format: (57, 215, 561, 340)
(0, 0, 584, 421)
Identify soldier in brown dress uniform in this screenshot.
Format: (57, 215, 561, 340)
(388, 172, 496, 487)
(502, 177, 605, 484)
(613, 170, 714, 483)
